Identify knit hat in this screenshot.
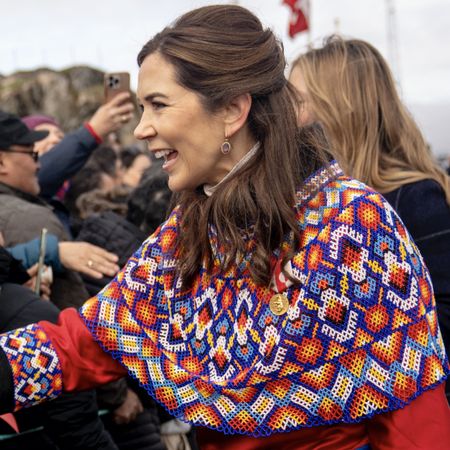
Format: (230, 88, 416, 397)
(21, 115, 59, 130)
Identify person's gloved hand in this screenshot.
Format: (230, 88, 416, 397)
(88, 92, 135, 138)
(58, 241, 120, 279)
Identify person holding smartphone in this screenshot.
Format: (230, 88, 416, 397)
(22, 88, 134, 212)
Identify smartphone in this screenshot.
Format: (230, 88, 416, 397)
(104, 72, 130, 103)
(34, 228, 48, 295)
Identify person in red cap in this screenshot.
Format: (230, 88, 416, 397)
(21, 114, 64, 156)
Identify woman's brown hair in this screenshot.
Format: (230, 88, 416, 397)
(138, 5, 327, 288)
(291, 36, 450, 203)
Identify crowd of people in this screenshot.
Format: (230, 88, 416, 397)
(0, 92, 177, 449)
(0, 4, 449, 450)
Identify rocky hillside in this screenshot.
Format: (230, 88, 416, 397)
(0, 66, 138, 146)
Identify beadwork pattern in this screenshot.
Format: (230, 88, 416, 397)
(0, 324, 62, 411)
(79, 163, 448, 436)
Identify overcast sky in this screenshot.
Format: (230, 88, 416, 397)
(2, 0, 450, 153)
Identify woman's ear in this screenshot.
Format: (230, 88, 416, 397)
(223, 93, 252, 137)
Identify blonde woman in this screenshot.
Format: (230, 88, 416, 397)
(290, 36, 450, 400)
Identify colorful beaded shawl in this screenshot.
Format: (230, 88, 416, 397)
(78, 162, 449, 435)
(3, 161, 442, 437)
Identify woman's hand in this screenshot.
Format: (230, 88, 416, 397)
(58, 242, 120, 279)
(112, 388, 144, 425)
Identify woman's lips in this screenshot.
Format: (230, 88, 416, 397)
(162, 150, 178, 171)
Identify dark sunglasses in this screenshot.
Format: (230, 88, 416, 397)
(2, 148, 39, 162)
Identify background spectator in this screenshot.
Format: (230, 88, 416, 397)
(119, 146, 152, 188)
(290, 36, 450, 400)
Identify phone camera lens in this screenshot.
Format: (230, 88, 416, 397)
(108, 76, 120, 88)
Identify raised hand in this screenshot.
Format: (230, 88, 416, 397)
(88, 92, 135, 138)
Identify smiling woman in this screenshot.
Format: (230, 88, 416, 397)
(0, 5, 449, 450)
(135, 52, 235, 192)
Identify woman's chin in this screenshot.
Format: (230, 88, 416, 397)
(167, 176, 187, 193)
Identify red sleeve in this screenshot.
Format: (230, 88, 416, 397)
(367, 382, 450, 450)
(40, 308, 126, 391)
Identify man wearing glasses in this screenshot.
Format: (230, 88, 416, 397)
(0, 111, 45, 197)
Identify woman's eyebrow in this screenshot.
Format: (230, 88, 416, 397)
(142, 93, 169, 102)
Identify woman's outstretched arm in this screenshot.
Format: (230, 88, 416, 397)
(0, 308, 126, 413)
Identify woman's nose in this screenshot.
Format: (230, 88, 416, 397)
(134, 116, 156, 141)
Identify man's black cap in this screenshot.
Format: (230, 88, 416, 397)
(0, 110, 48, 149)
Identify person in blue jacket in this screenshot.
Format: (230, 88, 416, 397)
(23, 93, 134, 201)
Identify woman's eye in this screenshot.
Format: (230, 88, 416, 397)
(152, 101, 166, 110)
(153, 103, 164, 110)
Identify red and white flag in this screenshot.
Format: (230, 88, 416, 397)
(283, 0, 310, 38)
